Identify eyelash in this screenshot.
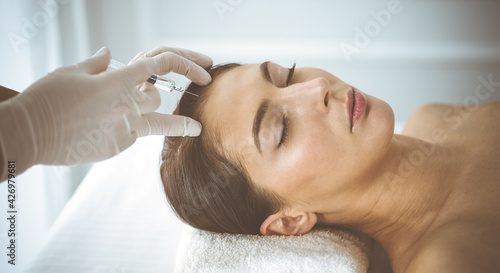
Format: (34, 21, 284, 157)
(279, 114, 289, 147)
(279, 63, 296, 147)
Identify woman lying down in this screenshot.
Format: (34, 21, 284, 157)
(159, 61, 500, 273)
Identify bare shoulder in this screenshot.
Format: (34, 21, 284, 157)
(402, 102, 500, 141)
(405, 221, 500, 273)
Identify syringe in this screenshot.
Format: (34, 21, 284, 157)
(108, 59, 198, 97)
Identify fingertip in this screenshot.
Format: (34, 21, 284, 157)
(78, 47, 111, 74)
(93, 46, 110, 57)
(198, 55, 213, 69)
(123, 57, 156, 84)
(94, 47, 111, 64)
(193, 71, 212, 86)
(186, 119, 202, 136)
(151, 53, 211, 86)
(183, 49, 213, 69)
(129, 51, 147, 64)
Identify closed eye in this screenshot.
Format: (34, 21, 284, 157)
(279, 113, 289, 147)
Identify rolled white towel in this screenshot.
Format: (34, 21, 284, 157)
(175, 226, 372, 273)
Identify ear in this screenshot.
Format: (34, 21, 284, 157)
(260, 211, 317, 236)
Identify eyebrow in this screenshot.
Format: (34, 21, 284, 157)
(253, 99, 270, 153)
(260, 61, 272, 84)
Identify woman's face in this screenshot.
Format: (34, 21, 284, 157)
(203, 62, 394, 213)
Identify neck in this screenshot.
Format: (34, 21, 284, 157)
(317, 134, 462, 270)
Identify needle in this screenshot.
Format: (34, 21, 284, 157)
(108, 59, 198, 97)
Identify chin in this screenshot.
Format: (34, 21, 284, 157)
(354, 90, 394, 133)
(356, 92, 395, 165)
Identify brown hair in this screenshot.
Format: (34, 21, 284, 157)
(160, 63, 285, 235)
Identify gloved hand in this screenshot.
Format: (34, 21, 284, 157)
(126, 46, 213, 137)
(0, 46, 212, 179)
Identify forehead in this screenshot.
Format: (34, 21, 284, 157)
(203, 63, 264, 158)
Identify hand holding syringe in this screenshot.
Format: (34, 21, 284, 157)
(108, 59, 198, 97)
(0, 46, 213, 181)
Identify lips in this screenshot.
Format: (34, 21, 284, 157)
(347, 88, 366, 132)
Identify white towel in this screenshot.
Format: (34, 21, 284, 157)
(175, 226, 372, 273)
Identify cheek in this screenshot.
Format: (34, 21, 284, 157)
(275, 98, 394, 200)
(361, 95, 394, 147)
(256, 94, 394, 203)
(270, 131, 346, 201)
(352, 95, 395, 175)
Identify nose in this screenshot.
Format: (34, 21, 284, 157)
(285, 77, 330, 114)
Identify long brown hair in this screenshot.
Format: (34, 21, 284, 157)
(160, 63, 285, 234)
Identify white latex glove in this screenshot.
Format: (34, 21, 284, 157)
(125, 46, 213, 137)
(0, 47, 212, 179)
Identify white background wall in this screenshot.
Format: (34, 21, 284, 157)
(0, 0, 499, 271)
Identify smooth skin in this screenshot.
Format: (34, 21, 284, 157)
(199, 62, 500, 273)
